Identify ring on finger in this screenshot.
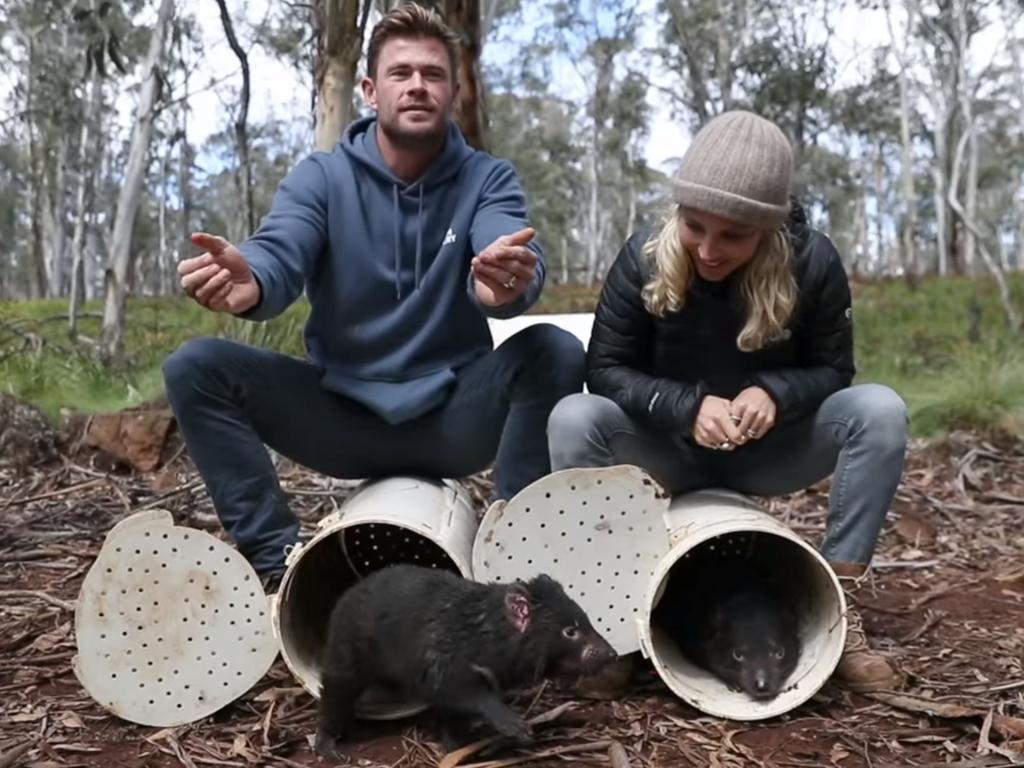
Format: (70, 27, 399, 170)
(719, 440, 733, 450)
(503, 275, 517, 289)
(746, 429, 757, 438)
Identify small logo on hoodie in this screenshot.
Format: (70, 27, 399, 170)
(442, 228, 457, 246)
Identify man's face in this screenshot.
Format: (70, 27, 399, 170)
(362, 36, 458, 148)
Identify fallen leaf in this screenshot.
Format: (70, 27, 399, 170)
(59, 712, 84, 729)
(895, 513, 936, 546)
(829, 743, 851, 764)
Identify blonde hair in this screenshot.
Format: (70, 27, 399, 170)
(641, 207, 798, 352)
(366, 4, 460, 80)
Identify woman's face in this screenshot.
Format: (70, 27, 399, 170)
(679, 207, 764, 282)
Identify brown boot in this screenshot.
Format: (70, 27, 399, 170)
(831, 562, 901, 692)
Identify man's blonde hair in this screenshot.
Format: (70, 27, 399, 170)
(640, 207, 798, 352)
(366, 4, 460, 80)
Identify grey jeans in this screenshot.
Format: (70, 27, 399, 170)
(547, 384, 909, 565)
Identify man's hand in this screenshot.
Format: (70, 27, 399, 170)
(729, 386, 777, 441)
(471, 227, 538, 307)
(179, 233, 260, 314)
(693, 395, 745, 450)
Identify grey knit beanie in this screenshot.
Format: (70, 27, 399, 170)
(672, 110, 793, 231)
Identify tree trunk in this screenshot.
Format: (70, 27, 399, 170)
(886, 0, 917, 278)
(560, 236, 569, 284)
(314, 0, 364, 151)
(445, 0, 487, 150)
(69, 71, 103, 334)
(43, 127, 69, 297)
(101, 0, 175, 363)
(177, 29, 193, 272)
(625, 144, 637, 240)
(948, 124, 1021, 333)
(584, 135, 600, 285)
(26, 35, 48, 299)
(873, 142, 887, 272)
(952, 0, 977, 275)
(215, 0, 255, 236)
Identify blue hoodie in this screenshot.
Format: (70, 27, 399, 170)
(237, 116, 546, 425)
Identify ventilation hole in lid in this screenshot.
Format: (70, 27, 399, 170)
(545, 492, 551, 498)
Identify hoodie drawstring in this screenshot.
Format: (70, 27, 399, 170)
(392, 184, 402, 300)
(392, 182, 427, 301)
(414, 185, 424, 291)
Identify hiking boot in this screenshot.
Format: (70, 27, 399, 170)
(831, 562, 900, 691)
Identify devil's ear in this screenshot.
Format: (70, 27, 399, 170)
(504, 584, 533, 634)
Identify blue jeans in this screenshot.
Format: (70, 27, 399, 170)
(162, 325, 585, 574)
(547, 384, 908, 565)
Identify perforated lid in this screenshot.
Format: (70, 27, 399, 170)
(472, 465, 671, 655)
(73, 510, 279, 726)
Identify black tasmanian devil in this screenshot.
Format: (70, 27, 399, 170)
(314, 563, 618, 758)
(654, 557, 801, 701)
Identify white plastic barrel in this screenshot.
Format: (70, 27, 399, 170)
(271, 476, 479, 719)
(639, 489, 847, 721)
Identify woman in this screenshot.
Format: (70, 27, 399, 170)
(548, 110, 907, 691)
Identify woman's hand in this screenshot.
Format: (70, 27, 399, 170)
(693, 395, 745, 450)
(730, 386, 777, 441)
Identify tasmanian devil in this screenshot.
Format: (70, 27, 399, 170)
(314, 563, 617, 759)
(654, 557, 801, 701)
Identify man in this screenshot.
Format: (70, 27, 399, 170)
(163, 5, 584, 590)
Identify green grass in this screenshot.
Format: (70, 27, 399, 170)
(1, 273, 1022, 437)
(851, 274, 1024, 437)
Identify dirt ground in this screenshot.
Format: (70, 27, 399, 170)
(1, 414, 1023, 768)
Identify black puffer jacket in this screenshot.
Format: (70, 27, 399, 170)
(586, 202, 855, 441)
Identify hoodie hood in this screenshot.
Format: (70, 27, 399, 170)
(341, 116, 475, 299)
